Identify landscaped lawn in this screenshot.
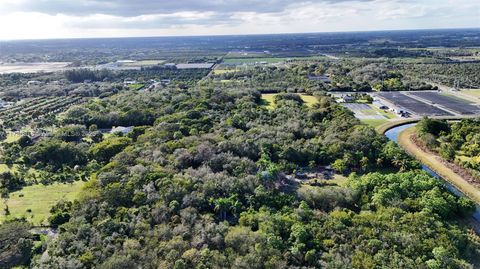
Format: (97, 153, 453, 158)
(0, 181, 86, 225)
(261, 93, 318, 109)
(128, 83, 145, 90)
(361, 119, 389, 128)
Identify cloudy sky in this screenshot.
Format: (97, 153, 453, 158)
(0, 0, 478, 40)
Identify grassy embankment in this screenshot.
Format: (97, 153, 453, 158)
(398, 127, 480, 204)
(0, 181, 86, 226)
(261, 93, 318, 109)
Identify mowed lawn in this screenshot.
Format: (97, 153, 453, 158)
(128, 83, 145, 90)
(460, 89, 480, 99)
(261, 93, 318, 109)
(212, 69, 237, 75)
(361, 119, 389, 128)
(0, 181, 86, 225)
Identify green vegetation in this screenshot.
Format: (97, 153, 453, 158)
(0, 181, 85, 225)
(461, 89, 480, 98)
(261, 93, 319, 109)
(2, 31, 480, 268)
(223, 56, 326, 64)
(362, 118, 389, 128)
(399, 127, 480, 203)
(127, 83, 144, 90)
(416, 118, 480, 178)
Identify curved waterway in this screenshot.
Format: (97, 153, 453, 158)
(384, 123, 480, 225)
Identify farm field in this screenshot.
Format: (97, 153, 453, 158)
(123, 60, 165, 67)
(0, 181, 86, 226)
(212, 69, 237, 75)
(261, 93, 318, 109)
(0, 96, 85, 128)
(223, 56, 326, 65)
(0, 62, 71, 74)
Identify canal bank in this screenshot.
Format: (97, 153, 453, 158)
(384, 123, 480, 226)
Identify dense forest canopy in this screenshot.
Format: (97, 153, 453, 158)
(0, 85, 475, 268)
(1, 29, 480, 268)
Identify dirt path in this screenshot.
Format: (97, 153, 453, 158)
(398, 127, 480, 204)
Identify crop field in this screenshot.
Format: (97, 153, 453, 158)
(377, 92, 452, 116)
(0, 181, 86, 225)
(212, 69, 237, 75)
(261, 93, 318, 109)
(0, 96, 85, 127)
(123, 60, 165, 67)
(0, 62, 71, 74)
(409, 91, 480, 115)
(223, 56, 327, 65)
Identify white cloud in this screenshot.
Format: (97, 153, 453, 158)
(0, 0, 478, 40)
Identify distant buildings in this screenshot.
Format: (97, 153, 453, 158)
(123, 79, 137, 86)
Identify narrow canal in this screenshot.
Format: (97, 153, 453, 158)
(384, 123, 480, 226)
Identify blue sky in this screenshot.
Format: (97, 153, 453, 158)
(0, 0, 478, 40)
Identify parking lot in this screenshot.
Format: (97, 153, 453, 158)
(376, 92, 453, 116)
(409, 92, 480, 115)
(342, 103, 387, 119)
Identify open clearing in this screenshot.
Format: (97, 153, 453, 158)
(223, 56, 326, 65)
(0, 62, 71, 74)
(460, 90, 480, 99)
(127, 83, 145, 90)
(212, 69, 237, 75)
(123, 60, 165, 67)
(398, 127, 480, 204)
(261, 93, 318, 109)
(0, 181, 86, 226)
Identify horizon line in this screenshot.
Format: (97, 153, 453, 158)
(1, 26, 479, 42)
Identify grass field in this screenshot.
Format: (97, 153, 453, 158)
(0, 181, 86, 225)
(261, 93, 318, 109)
(361, 119, 389, 128)
(4, 132, 21, 143)
(398, 127, 480, 204)
(212, 69, 237, 75)
(128, 83, 145, 90)
(460, 90, 480, 98)
(123, 60, 165, 67)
